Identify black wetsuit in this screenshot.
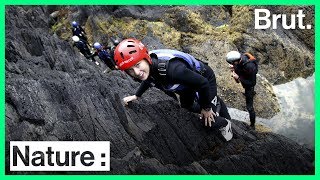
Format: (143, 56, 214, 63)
(234, 54, 258, 126)
(135, 56, 231, 129)
(72, 26, 87, 42)
(73, 40, 95, 62)
(92, 46, 116, 70)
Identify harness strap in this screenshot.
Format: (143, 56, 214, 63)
(158, 61, 167, 76)
(157, 58, 206, 76)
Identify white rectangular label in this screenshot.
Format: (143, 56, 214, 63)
(10, 141, 110, 171)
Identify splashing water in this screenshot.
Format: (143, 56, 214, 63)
(228, 74, 314, 149)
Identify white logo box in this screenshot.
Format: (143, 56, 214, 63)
(10, 141, 110, 171)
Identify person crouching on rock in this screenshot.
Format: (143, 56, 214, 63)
(226, 51, 258, 129)
(114, 38, 233, 141)
(72, 36, 99, 66)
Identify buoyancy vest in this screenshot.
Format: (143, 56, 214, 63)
(72, 26, 83, 36)
(241, 53, 257, 65)
(243, 53, 258, 74)
(150, 49, 205, 91)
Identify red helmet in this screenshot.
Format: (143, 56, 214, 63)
(114, 38, 152, 71)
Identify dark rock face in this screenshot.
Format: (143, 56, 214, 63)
(5, 6, 314, 174)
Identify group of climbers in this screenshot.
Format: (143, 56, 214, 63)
(71, 21, 118, 69)
(69, 21, 259, 142)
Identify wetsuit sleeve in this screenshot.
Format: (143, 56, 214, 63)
(167, 60, 212, 109)
(135, 79, 153, 97)
(239, 63, 257, 87)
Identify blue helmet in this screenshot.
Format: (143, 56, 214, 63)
(93, 42, 102, 49)
(72, 21, 78, 28)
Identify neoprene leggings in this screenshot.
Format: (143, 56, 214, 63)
(245, 86, 256, 125)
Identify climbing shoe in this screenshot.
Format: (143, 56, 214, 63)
(219, 119, 233, 141)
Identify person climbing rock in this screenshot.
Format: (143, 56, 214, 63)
(72, 36, 99, 66)
(91, 42, 117, 70)
(226, 51, 258, 129)
(114, 38, 233, 141)
(71, 21, 88, 43)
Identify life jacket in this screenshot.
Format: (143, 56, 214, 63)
(239, 52, 258, 75)
(150, 49, 205, 91)
(98, 49, 116, 69)
(241, 53, 257, 65)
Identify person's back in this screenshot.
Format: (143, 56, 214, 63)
(146, 49, 208, 91)
(233, 54, 258, 88)
(97, 49, 110, 60)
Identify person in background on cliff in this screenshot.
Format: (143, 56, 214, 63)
(72, 36, 99, 66)
(91, 42, 117, 71)
(226, 51, 258, 129)
(114, 38, 233, 141)
(71, 21, 88, 43)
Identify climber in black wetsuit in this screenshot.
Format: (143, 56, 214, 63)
(226, 51, 258, 129)
(71, 21, 88, 43)
(114, 38, 233, 141)
(72, 36, 99, 66)
(91, 42, 117, 70)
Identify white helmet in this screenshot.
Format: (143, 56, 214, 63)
(226, 51, 241, 64)
(93, 42, 102, 49)
(72, 36, 80, 42)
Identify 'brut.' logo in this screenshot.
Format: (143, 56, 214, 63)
(255, 9, 312, 30)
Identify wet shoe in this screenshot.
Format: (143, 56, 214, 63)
(219, 119, 233, 141)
